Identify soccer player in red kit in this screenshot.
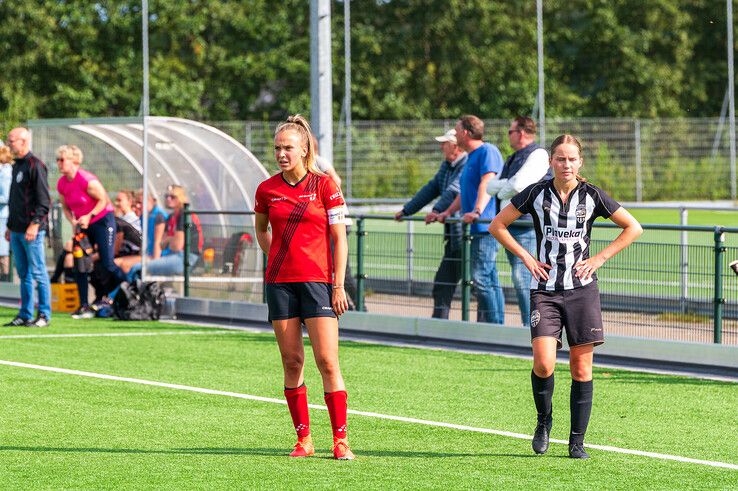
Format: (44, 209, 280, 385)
(254, 115, 354, 460)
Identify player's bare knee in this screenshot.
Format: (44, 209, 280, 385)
(533, 361, 554, 378)
(282, 355, 304, 375)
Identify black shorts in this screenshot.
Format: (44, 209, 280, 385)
(530, 281, 604, 349)
(265, 282, 336, 322)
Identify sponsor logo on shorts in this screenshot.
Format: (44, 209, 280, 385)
(322, 306, 332, 310)
(530, 310, 540, 328)
(576, 204, 587, 224)
(544, 225, 584, 243)
(590, 328, 602, 332)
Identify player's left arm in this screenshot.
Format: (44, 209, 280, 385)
(329, 218, 349, 316)
(574, 207, 643, 280)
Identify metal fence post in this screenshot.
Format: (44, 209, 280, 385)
(183, 203, 190, 298)
(713, 227, 725, 344)
(461, 222, 472, 322)
(635, 119, 642, 202)
(680, 207, 688, 312)
(356, 217, 366, 312)
(406, 220, 414, 295)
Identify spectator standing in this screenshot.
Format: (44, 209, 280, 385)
(438, 115, 504, 323)
(395, 129, 467, 318)
(488, 116, 550, 325)
(490, 134, 642, 459)
(56, 144, 128, 318)
(3, 128, 52, 327)
(254, 115, 354, 460)
(0, 146, 14, 281)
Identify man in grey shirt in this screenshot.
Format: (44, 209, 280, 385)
(395, 129, 467, 319)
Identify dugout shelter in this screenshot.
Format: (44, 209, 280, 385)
(27, 117, 269, 290)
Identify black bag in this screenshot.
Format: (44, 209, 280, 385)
(112, 280, 166, 321)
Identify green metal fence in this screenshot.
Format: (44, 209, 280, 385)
(184, 210, 738, 345)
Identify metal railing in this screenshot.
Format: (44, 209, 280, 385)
(183, 209, 738, 345)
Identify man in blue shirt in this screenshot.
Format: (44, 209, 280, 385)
(438, 115, 504, 323)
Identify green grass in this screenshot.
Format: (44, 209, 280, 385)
(0, 309, 735, 489)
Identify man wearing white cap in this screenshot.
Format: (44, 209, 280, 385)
(395, 128, 467, 319)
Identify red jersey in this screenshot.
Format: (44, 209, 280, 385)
(254, 172, 346, 283)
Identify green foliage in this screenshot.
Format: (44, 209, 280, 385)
(0, 0, 735, 127)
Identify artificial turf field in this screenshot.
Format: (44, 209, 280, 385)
(0, 308, 735, 489)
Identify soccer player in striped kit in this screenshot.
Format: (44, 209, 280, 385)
(490, 134, 642, 459)
(254, 115, 354, 460)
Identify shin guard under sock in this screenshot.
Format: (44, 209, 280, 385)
(531, 371, 554, 427)
(569, 379, 593, 445)
(284, 384, 310, 437)
(324, 390, 348, 439)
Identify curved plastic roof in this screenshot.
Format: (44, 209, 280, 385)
(28, 116, 270, 235)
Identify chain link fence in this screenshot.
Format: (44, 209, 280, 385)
(212, 118, 737, 203)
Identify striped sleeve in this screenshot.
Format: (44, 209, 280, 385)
(591, 185, 621, 218)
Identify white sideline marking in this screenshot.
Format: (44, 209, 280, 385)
(0, 331, 243, 340)
(0, 360, 735, 470)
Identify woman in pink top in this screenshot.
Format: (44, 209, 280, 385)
(56, 145, 127, 318)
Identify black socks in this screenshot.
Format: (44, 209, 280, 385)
(569, 379, 593, 445)
(531, 371, 554, 427)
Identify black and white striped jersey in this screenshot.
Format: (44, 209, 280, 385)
(510, 179, 621, 291)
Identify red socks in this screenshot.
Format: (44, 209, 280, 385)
(284, 386, 348, 439)
(284, 385, 310, 437)
(324, 390, 348, 439)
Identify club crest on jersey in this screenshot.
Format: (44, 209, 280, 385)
(544, 225, 584, 243)
(575, 204, 587, 224)
(530, 310, 540, 328)
(15, 171, 23, 183)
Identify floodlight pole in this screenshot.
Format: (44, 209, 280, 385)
(536, 0, 545, 145)
(727, 0, 736, 201)
(310, 0, 334, 163)
(141, 0, 150, 279)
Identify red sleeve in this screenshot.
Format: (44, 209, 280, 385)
(321, 176, 345, 210)
(254, 182, 267, 214)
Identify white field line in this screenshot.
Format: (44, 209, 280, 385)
(0, 331, 244, 340)
(0, 359, 735, 471)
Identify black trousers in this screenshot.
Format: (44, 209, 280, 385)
(431, 240, 462, 319)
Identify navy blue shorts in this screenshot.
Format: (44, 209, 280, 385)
(529, 281, 604, 349)
(265, 282, 336, 322)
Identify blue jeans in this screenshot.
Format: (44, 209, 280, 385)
(506, 226, 536, 326)
(11, 230, 51, 320)
(471, 233, 505, 324)
(77, 212, 127, 305)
